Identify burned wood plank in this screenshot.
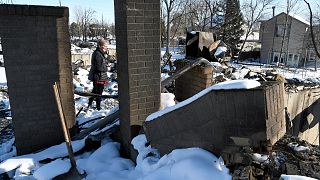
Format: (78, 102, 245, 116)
(74, 91, 118, 99)
(72, 110, 120, 140)
(53, 82, 77, 169)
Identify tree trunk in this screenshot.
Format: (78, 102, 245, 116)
(166, 8, 171, 56)
(304, 0, 320, 71)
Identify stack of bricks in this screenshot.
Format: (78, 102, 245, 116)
(174, 60, 214, 101)
(0, 5, 75, 155)
(114, 0, 161, 155)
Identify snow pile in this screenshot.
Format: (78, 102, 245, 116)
(288, 142, 310, 152)
(1, 158, 39, 178)
(33, 159, 71, 180)
(0, 139, 85, 175)
(82, 142, 135, 180)
(280, 174, 318, 180)
(160, 93, 175, 110)
(146, 79, 260, 121)
(131, 134, 231, 180)
(80, 135, 231, 180)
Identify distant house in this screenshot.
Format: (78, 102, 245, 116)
(259, 12, 318, 67)
(240, 30, 260, 52)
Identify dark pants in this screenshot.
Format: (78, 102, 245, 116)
(88, 82, 105, 110)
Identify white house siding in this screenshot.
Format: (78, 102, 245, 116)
(260, 13, 309, 66)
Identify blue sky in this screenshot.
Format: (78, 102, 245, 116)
(9, 0, 319, 24)
(12, 0, 115, 23)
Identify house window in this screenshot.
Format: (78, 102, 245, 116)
(287, 53, 300, 67)
(308, 48, 316, 62)
(273, 52, 280, 63)
(294, 54, 299, 63)
(276, 24, 290, 37)
(272, 52, 286, 63)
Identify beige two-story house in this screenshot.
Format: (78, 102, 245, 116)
(259, 12, 313, 67)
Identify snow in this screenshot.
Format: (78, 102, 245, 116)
(161, 47, 185, 61)
(161, 73, 170, 81)
(84, 142, 134, 175)
(73, 67, 93, 92)
(107, 81, 118, 92)
(0, 138, 14, 156)
(160, 93, 175, 110)
(289, 13, 310, 25)
(0, 67, 7, 86)
(1, 134, 231, 179)
(0, 147, 16, 162)
(79, 135, 232, 180)
(240, 31, 260, 41)
(146, 79, 261, 121)
(77, 105, 119, 129)
(280, 174, 318, 180)
(288, 142, 310, 152)
(0, 158, 37, 174)
(130, 135, 231, 180)
(252, 153, 269, 163)
(214, 46, 228, 56)
(0, 139, 85, 174)
(33, 159, 70, 180)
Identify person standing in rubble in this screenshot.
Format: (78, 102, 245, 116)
(87, 38, 109, 110)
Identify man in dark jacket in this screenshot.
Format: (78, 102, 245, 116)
(88, 38, 109, 110)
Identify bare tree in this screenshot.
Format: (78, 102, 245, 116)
(203, 0, 223, 31)
(74, 6, 84, 40)
(187, 0, 209, 31)
(239, 0, 274, 54)
(162, 0, 185, 55)
(304, 0, 320, 70)
(82, 8, 96, 41)
(0, 0, 13, 3)
(74, 6, 96, 41)
(279, 0, 299, 65)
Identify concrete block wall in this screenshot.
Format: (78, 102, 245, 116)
(0, 5, 75, 155)
(285, 89, 320, 145)
(265, 82, 286, 145)
(174, 60, 214, 101)
(115, 0, 161, 154)
(145, 82, 285, 156)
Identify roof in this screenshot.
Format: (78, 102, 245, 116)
(288, 13, 310, 25)
(265, 12, 310, 26)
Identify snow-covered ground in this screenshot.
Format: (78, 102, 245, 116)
(0, 51, 319, 179)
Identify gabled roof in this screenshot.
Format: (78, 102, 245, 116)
(265, 12, 310, 26)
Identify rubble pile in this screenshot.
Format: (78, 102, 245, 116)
(210, 62, 320, 92)
(231, 135, 320, 180)
(0, 91, 12, 145)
